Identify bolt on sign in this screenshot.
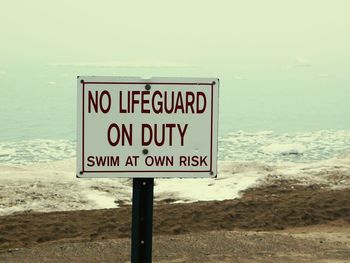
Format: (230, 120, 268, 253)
(76, 77, 219, 178)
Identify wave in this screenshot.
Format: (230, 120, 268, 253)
(1, 130, 350, 166)
(219, 130, 350, 163)
(0, 139, 76, 165)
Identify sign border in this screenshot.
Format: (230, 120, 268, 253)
(81, 81, 214, 174)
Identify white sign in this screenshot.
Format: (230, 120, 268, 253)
(77, 77, 219, 178)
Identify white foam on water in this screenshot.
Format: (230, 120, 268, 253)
(0, 139, 76, 165)
(1, 130, 350, 216)
(2, 130, 350, 166)
(219, 130, 350, 162)
(260, 143, 306, 155)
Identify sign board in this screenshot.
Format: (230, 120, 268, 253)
(76, 77, 219, 178)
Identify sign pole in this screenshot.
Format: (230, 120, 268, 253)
(131, 178, 154, 263)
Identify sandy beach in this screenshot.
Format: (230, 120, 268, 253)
(1, 176, 350, 262)
(1, 149, 350, 262)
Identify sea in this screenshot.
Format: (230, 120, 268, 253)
(0, 63, 349, 215)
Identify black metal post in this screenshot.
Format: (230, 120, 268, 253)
(131, 178, 154, 263)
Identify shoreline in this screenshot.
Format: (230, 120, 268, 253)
(1, 156, 350, 216)
(2, 226, 350, 262)
(1, 180, 349, 250)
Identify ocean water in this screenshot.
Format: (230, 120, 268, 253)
(0, 64, 349, 164)
(0, 63, 349, 215)
(1, 130, 350, 166)
(1, 63, 350, 141)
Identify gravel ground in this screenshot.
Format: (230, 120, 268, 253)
(1, 180, 350, 262)
(1, 226, 350, 263)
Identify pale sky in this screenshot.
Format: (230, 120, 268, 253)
(1, 0, 349, 68)
(0, 0, 350, 136)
